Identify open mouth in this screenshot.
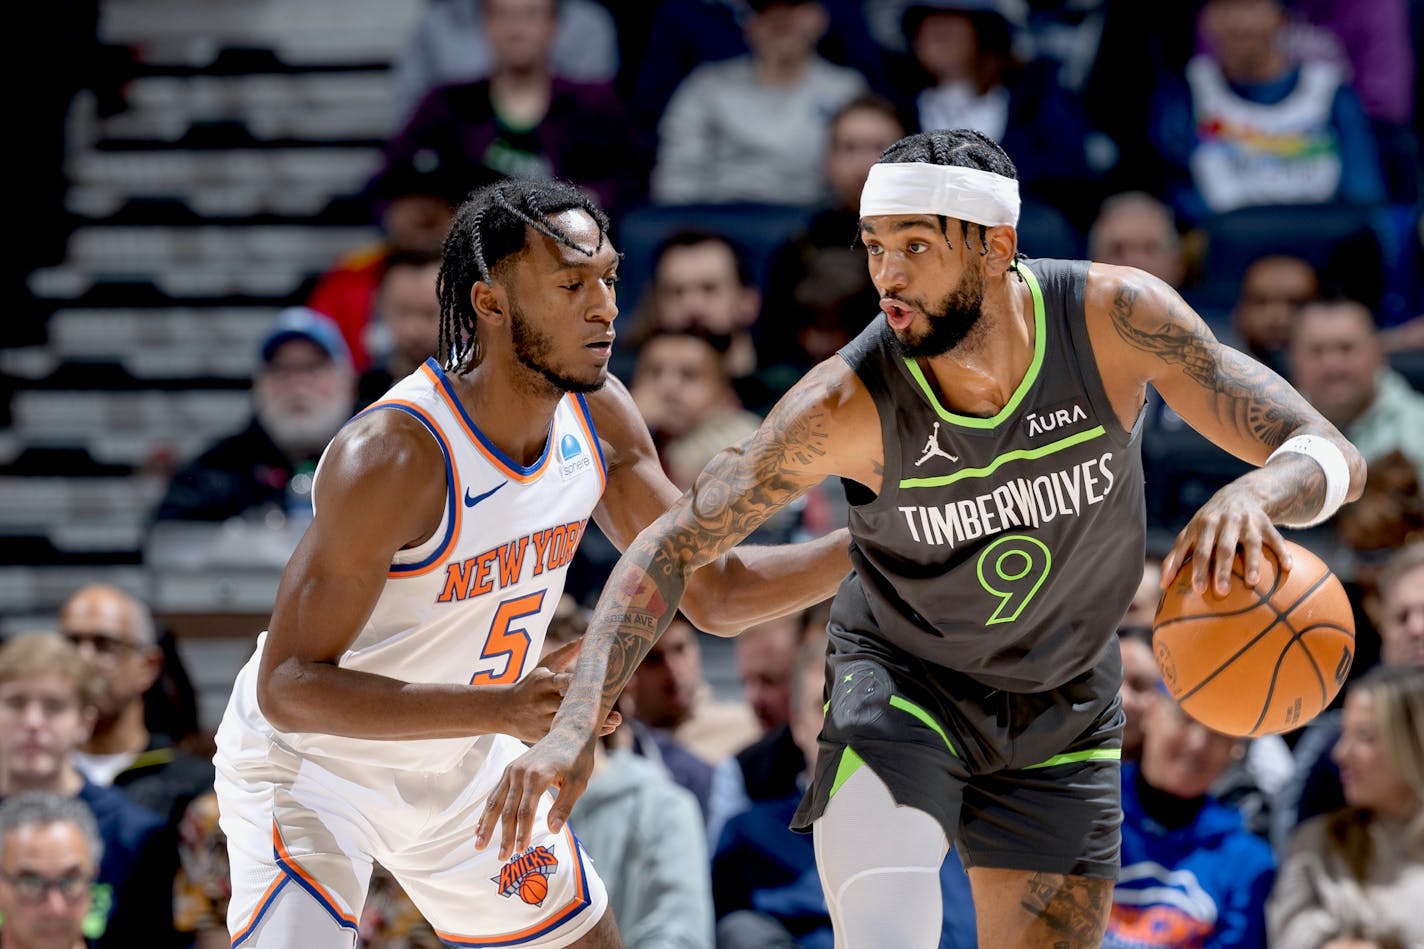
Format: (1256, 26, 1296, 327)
(586, 339, 613, 357)
(881, 299, 914, 330)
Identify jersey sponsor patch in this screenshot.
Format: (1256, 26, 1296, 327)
(558, 433, 592, 481)
(493, 844, 558, 906)
(1022, 398, 1089, 439)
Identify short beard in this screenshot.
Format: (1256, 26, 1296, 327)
(256, 392, 353, 458)
(510, 297, 607, 395)
(890, 261, 987, 359)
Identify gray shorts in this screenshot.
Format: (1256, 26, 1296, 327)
(791, 631, 1124, 880)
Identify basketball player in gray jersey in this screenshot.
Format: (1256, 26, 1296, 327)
(480, 130, 1366, 946)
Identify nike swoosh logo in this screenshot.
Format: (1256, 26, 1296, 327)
(464, 481, 507, 507)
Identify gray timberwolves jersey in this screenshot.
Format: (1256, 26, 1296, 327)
(832, 258, 1146, 692)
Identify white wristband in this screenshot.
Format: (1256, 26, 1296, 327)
(1266, 435, 1350, 527)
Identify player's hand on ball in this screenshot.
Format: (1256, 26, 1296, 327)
(475, 725, 595, 860)
(1162, 483, 1293, 598)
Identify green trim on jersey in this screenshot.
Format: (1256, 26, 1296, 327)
(828, 746, 866, 799)
(902, 261, 1047, 429)
(900, 424, 1106, 488)
(1022, 747, 1121, 770)
(889, 695, 958, 757)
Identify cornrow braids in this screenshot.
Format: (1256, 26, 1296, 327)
(875, 129, 1019, 257)
(436, 178, 612, 372)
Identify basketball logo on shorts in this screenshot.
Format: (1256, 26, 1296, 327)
(493, 844, 558, 906)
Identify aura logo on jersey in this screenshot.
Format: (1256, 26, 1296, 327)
(1023, 400, 1088, 438)
(493, 844, 559, 906)
(559, 433, 592, 481)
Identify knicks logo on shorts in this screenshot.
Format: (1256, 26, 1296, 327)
(492, 844, 559, 906)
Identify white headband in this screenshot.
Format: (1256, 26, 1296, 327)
(860, 162, 1020, 227)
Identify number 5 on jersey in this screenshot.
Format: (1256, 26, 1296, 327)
(469, 591, 547, 685)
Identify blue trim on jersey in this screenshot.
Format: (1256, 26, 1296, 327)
(230, 876, 292, 947)
(573, 392, 607, 479)
(271, 860, 360, 936)
(428, 358, 553, 477)
(360, 401, 459, 575)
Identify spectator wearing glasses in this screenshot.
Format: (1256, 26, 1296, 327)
(57, 586, 213, 827)
(0, 634, 168, 948)
(0, 792, 103, 949)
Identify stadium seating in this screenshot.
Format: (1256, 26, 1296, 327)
(3, 0, 420, 635)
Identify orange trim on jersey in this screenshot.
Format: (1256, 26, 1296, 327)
(270, 823, 360, 929)
(365, 397, 463, 578)
(569, 393, 606, 494)
(433, 815, 592, 946)
(423, 362, 554, 484)
(229, 874, 289, 946)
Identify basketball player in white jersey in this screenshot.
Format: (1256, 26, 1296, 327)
(212, 178, 852, 948)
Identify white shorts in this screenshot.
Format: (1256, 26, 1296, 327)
(214, 732, 608, 948)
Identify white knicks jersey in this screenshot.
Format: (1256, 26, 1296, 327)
(219, 358, 607, 772)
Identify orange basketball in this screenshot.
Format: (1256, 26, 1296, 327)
(1152, 540, 1355, 738)
(519, 873, 548, 905)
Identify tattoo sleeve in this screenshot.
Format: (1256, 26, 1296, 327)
(1108, 282, 1316, 447)
(557, 388, 836, 730)
(1106, 279, 1354, 524)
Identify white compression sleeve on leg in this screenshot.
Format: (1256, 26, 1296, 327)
(812, 765, 950, 949)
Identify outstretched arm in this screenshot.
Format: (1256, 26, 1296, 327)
(588, 375, 851, 635)
(476, 362, 863, 857)
(1086, 266, 1366, 594)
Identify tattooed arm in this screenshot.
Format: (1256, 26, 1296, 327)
(1084, 264, 1365, 595)
(586, 374, 851, 636)
(474, 359, 874, 858)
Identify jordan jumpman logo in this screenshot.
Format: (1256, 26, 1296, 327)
(915, 422, 960, 466)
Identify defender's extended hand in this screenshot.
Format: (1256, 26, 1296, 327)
(474, 726, 595, 860)
(497, 669, 572, 745)
(493, 640, 622, 745)
(1161, 483, 1293, 598)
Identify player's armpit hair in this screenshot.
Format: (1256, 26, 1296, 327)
(436, 178, 611, 373)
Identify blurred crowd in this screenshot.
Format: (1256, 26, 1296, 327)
(7, 0, 1424, 946)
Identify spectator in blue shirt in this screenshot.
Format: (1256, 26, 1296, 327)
(1148, 0, 1385, 226)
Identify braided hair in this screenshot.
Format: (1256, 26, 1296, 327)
(875, 129, 1019, 256)
(436, 178, 612, 372)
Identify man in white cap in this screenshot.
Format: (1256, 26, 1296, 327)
(481, 128, 1366, 947)
(151, 307, 357, 527)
